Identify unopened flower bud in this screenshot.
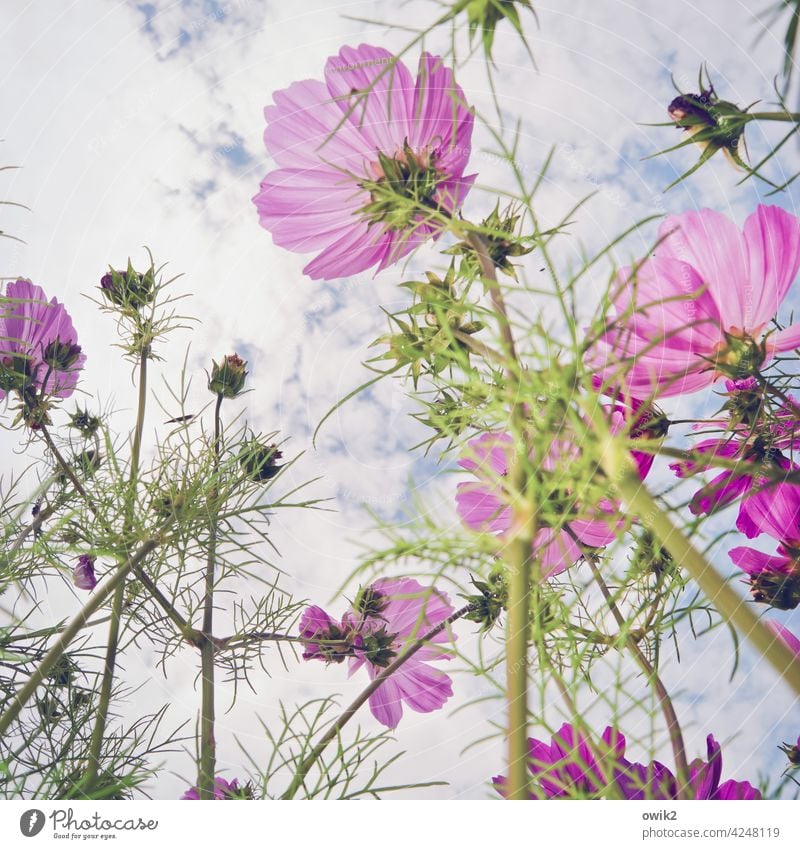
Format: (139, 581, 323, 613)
(667, 85, 749, 170)
(69, 407, 102, 436)
(208, 353, 248, 398)
(100, 260, 156, 310)
(779, 737, 800, 766)
(42, 338, 83, 372)
(238, 439, 282, 481)
(73, 554, 97, 591)
(461, 572, 507, 632)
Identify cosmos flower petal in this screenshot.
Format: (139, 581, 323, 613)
(254, 44, 474, 279)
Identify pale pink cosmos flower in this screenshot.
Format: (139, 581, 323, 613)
(252, 44, 475, 280)
(298, 578, 456, 729)
(455, 423, 650, 577)
(0, 279, 85, 401)
(591, 205, 800, 398)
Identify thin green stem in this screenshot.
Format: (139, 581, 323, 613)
(281, 603, 472, 800)
(0, 538, 159, 739)
(585, 557, 691, 799)
(748, 111, 800, 122)
(38, 424, 96, 514)
(83, 349, 149, 791)
(199, 392, 223, 799)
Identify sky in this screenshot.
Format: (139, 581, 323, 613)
(2, 0, 800, 799)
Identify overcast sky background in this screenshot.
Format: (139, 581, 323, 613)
(2, 0, 800, 799)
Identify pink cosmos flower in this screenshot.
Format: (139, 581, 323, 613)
(0, 279, 85, 401)
(455, 424, 648, 577)
(590, 205, 800, 398)
(729, 465, 800, 542)
(253, 44, 475, 280)
(728, 544, 800, 610)
(672, 438, 798, 528)
(73, 555, 97, 591)
(493, 723, 675, 800)
(687, 735, 761, 800)
(298, 578, 456, 729)
(180, 777, 243, 800)
(493, 725, 760, 799)
(670, 379, 800, 524)
(728, 477, 800, 609)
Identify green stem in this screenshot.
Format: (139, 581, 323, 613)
(0, 538, 159, 739)
(463, 228, 534, 800)
(748, 112, 800, 122)
(38, 424, 96, 513)
(83, 349, 149, 791)
(281, 603, 472, 800)
(584, 400, 800, 696)
(199, 393, 223, 799)
(585, 557, 691, 799)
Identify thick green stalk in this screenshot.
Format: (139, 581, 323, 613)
(464, 229, 534, 799)
(199, 393, 223, 799)
(83, 350, 149, 791)
(585, 401, 800, 695)
(281, 604, 472, 800)
(504, 522, 533, 799)
(0, 539, 159, 739)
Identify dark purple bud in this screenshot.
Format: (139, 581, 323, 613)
(73, 554, 97, 591)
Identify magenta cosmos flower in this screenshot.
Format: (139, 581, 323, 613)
(670, 379, 800, 524)
(590, 205, 800, 398)
(455, 425, 650, 577)
(298, 578, 456, 728)
(493, 723, 675, 800)
(253, 44, 475, 280)
(729, 477, 800, 609)
(728, 544, 800, 610)
(0, 279, 85, 401)
(493, 724, 760, 799)
(180, 777, 244, 800)
(687, 735, 762, 800)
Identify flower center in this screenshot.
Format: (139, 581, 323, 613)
(359, 140, 443, 232)
(710, 329, 767, 380)
(748, 565, 800, 610)
(359, 626, 397, 668)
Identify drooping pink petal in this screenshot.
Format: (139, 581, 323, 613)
(728, 546, 793, 576)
